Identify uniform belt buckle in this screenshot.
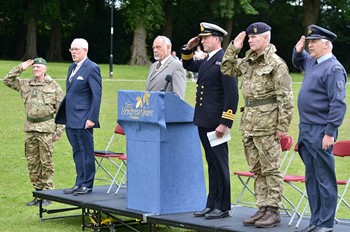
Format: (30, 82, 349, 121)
(246, 100, 252, 107)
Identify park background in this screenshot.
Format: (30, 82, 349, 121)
(0, 0, 350, 231)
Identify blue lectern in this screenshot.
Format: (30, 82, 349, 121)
(117, 90, 206, 214)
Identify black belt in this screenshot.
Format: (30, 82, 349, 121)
(245, 98, 277, 107)
(27, 115, 54, 123)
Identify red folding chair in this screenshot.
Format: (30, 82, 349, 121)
(333, 140, 350, 224)
(94, 124, 127, 194)
(230, 135, 293, 216)
(282, 143, 308, 226)
(290, 140, 350, 227)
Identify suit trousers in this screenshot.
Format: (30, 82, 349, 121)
(198, 127, 231, 211)
(298, 123, 337, 228)
(66, 128, 96, 188)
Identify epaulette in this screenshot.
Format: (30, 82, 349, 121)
(334, 65, 343, 71)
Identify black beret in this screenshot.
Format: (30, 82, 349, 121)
(246, 22, 271, 35)
(306, 24, 337, 42)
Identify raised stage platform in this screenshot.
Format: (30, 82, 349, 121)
(33, 186, 349, 232)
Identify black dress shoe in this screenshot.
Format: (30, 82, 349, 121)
(73, 187, 92, 196)
(26, 197, 39, 206)
(63, 185, 80, 194)
(205, 209, 229, 219)
(193, 208, 213, 217)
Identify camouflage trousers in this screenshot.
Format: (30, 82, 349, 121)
(242, 134, 283, 208)
(25, 132, 55, 190)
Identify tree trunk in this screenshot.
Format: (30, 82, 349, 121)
(47, 22, 64, 61)
(129, 25, 151, 66)
(303, 0, 320, 34)
(162, 0, 173, 39)
(21, 16, 37, 60)
(222, 19, 234, 50)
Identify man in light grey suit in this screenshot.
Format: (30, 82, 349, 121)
(146, 36, 186, 99)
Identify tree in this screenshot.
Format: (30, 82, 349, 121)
(303, 0, 320, 34)
(121, 0, 164, 66)
(22, 0, 38, 60)
(211, 0, 258, 48)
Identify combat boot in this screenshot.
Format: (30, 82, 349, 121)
(255, 206, 281, 228)
(42, 199, 52, 206)
(243, 206, 266, 226)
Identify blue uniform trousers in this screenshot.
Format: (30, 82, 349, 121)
(66, 128, 96, 188)
(298, 123, 337, 228)
(198, 127, 231, 211)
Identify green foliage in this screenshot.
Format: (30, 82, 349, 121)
(121, 0, 164, 33)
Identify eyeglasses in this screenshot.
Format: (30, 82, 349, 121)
(69, 48, 83, 52)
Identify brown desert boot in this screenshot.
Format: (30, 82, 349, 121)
(255, 206, 281, 228)
(243, 206, 266, 225)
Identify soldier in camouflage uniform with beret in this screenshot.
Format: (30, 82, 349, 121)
(3, 58, 64, 206)
(221, 22, 294, 228)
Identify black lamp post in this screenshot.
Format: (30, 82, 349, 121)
(109, 0, 114, 78)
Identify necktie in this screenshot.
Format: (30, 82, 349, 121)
(156, 61, 161, 70)
(69, 63, 77, 83)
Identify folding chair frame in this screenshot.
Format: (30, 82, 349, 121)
(230, 135, 294, 216)
(94, 124, 127, 194)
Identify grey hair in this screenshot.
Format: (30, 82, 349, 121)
(71, 38, 89, 49)
(260, 31, 271, 43)
(156, 35, 172, 49)
(321, 38, 333, 50)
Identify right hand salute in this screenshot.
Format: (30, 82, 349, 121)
(186, 36, 200, 50)
(233, 31, 246, 49)
(21, 59, 34, 70)
(295, 35, 306, 53)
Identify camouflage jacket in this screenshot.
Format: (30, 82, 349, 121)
(3, 64, 65, 135)
(221, 43, 294, 136)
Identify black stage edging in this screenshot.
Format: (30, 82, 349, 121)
(33, 186, 350, 232)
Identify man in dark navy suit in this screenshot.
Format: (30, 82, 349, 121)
(55, 38, 102, 195)
(181, 22, 239, 219)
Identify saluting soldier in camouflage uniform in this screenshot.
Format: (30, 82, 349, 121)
(221, 22, 294, 228)
(3, 58, 64, 206)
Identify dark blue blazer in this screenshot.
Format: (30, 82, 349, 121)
(55, 58, 102, 129)
(182, 49, 239, 129)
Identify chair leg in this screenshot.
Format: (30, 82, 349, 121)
(288, 190, 307, 226)
(230, 176, 253, 216)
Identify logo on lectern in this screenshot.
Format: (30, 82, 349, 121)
(136, 92, 150, 108)
(121, 92, 154, 120)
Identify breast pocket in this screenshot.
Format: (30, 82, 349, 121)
(42, 89, 56, 105)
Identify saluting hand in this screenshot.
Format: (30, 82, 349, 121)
(295, 35, 306, 53)
(186, 37, 200, 50)
(233, 31, 246, 49)
(21, 59, 34, 70)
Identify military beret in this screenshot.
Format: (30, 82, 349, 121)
(33, 57, 47, 66)
(306, 24, 337, 42)
(198, 22, 227, 37)
(246, 22, 271, 35)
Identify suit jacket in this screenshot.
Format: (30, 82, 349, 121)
(182, 48, 239, 129)
(55, 58, 102, 129)
(145, 55, 186, 99)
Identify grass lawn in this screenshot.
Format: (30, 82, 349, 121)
(0, 60, 349, 231)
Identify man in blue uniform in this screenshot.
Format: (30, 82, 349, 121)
(181, 22, 239, 219)
(293, 25, 347, 232)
